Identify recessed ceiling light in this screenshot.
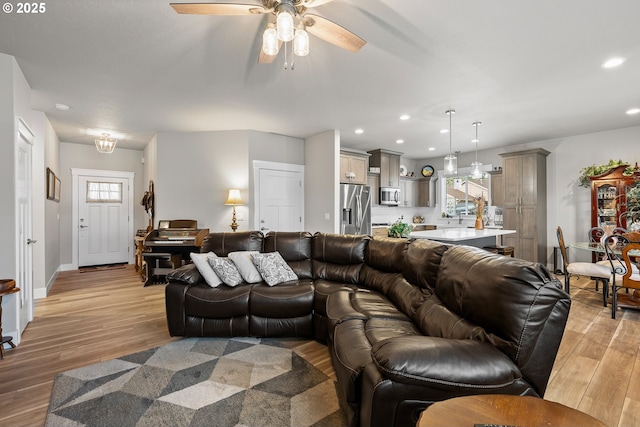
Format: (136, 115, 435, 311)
(355, 128, 364, 134)
(55, 103, 70, 111)
(602, 57, 626, 68)
(399, 114, 410, 121)
(428, 147, 435, 151)
(440, 129, 449, 134)
(396, 139, 404, 144)
(626, 108, 640, 115)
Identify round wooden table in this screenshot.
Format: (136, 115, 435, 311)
(417, 395, 607, 427)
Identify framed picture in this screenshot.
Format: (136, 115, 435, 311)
(46, 168, 56, 200)
(54, 176, 61, 202)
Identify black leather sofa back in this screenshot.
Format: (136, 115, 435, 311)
(419, 245, 570, 396)
(311, 233, 369, 284)
(200, 230, 263, 255)
(264, 231, 314, 279)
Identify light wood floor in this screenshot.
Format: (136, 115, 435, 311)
(0, 266, 638, 426)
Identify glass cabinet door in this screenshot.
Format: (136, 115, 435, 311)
(595, 182, 618, 227)
(624, 181, 640, 231)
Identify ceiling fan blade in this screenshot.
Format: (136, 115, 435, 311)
(301, 14, 366, 53)
(170, 3, 269, 15)
(258, 40, 282, 63)
(302, 0, 335, 7)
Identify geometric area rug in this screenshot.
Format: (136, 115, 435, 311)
(45, 337, 346, 427)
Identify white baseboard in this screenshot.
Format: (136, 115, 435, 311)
(60, 263, 76, 272)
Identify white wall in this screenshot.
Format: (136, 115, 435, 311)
(305, 130, 339, 233)
(58, 143, 146, 265)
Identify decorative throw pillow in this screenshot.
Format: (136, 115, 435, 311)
(251, 251, 298, 286)
(228, 251, 263, 283)
(208, 257, 244, 287)
(190, 252, 222, 287)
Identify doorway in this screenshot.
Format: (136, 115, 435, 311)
(16, 117, 35, 338)
(253, 161, 304, 233)
(71, 169, 134, 268)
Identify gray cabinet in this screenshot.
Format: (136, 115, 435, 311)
(368, 149, 401, 188)
(340, 150, 369, 185)
(400, 177, 431, 207)
(488, 169, 503, 207)
(500, 149, 549, 263)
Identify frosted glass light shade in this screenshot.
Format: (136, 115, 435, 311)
(276, 11, 294, 41)
(262, 24, 279, 55)
(95, 133, 117, 153)
(293, 26, 309, 56)
(444, 154, 457, 176)
(471, 161, 483, 179)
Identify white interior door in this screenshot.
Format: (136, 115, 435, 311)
(16, 118, 34, 335)
(78, 175, 130, 267)
(255, 163, 304, 233)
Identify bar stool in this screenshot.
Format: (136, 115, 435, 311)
(483, 245, 515, 257)
(0, 279, 20, 359)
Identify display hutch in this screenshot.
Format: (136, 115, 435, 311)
(590, 164, 640, 232)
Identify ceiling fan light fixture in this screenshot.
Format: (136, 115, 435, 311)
(262, 23, 279, 55)
(95, 133, 117, 154)
(293, 24, 309, 56)
(276, 9, 294, 41)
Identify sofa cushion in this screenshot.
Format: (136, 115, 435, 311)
(228, 251, 263, 283)
(251, 251, 298, 286)
(402, 239, 450, 292)
(372, 336, 522, 389)
(200, 230, 264, 256)
(312, 233, 369, 284)
(208, 257, 244, 287)
(264, 231, 313, 279)
(434, 245, 570, 395)
(189, 252, 222, 287)
(184, 284, 251, 318)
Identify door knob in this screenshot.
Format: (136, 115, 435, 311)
(27, 239, 37, 245)
(80, 225, 88, 228)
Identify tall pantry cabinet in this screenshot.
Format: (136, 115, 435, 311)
(500, 149, 550, 263)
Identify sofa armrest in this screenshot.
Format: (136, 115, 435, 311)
(372, 335, 522, 388)
(167, 263, 201, 286)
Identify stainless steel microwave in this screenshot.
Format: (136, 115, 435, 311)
(380, 187, 400, 206)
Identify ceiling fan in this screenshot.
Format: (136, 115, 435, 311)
(170, 1, 366, 64)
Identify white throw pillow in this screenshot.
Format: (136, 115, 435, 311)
(251, 251, 298, 286)
(228, 251, 263, 283)
(190, 252, 222, 287)
(208, 257, 244, 287)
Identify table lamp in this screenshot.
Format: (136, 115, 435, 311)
(225, 189, 243, 232)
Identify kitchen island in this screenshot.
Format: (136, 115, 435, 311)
(409, 228, 517, 248)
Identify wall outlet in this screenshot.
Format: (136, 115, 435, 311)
(236, 212, 244, 221)
(324, 213, 331, 220)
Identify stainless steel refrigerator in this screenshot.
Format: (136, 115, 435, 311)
(340, 184, 372, 235)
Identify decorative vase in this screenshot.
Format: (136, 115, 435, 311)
(475, 216, 484, 230)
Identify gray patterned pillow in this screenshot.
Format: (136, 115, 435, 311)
(208, 257, 244, 287)
(251, 251, 298, 286)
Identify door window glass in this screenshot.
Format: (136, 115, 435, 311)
(86, 181, 122, 203)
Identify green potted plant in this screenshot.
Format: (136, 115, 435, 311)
(387, 216, 413, 238)
(578, 159, 629, 188)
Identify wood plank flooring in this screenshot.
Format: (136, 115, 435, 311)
(0, 266, 638, 426)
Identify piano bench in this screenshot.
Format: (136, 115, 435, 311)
(142, 253, 183, 286)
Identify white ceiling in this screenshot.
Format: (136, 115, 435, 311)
(1, 0, 639, 159)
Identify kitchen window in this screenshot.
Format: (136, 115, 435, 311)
(440, 165, 492, 216)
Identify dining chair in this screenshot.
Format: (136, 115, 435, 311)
(603, 235, 640, 318)
(557, 226, 611, 304)
(588, 226, 606, 264)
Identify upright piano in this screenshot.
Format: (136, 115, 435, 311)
(142, 219, 209, 286)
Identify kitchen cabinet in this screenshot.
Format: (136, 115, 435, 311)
(589, 164, 640, 230)
(340, 150, 369, 185)
(367, 173, 380, 206)
(400, 177, 431, 207)
(488, 169, 503, 207)
(500, 148, 549, 263)
(368, 149, 401, 188)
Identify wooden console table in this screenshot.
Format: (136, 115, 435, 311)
(0, 280, 20, 359)
(417, 394, 606, 427)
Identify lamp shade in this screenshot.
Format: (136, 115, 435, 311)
(225, 189, 243, 205)
(293, 25, 309, 56)
(262, 23, 279, 55)
(276, 10, 294, 41)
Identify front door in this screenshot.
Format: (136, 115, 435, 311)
(78, 175, 130, 267)
(16, 118, 35, 335)
(254, 162, 304, 234)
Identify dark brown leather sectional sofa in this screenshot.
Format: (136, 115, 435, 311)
(165, 231, 571, 427)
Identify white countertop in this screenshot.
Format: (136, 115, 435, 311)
(409, 228, 516, 242)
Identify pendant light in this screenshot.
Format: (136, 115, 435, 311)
(444, 109, 457, 176)
(471, 121, 483, 179)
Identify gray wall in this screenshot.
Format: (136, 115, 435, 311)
(305, 130, 339, 233)
(58, 143, 146, 267)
